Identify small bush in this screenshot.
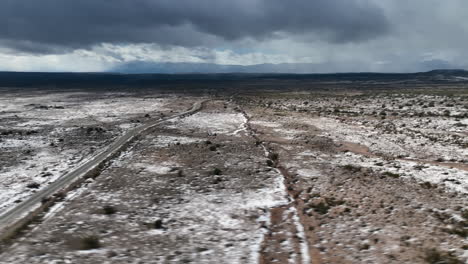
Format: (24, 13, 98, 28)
(153, 219, 163, 229)
(213, 168, 222, 175)
(268, 152, 279, 161)
(103, 205, 117, 215)
(53, 192, 66, 200)
(424, 248, 463, 264)
(359, 243, 370, 250)
(312, 201, 330, 215)
(177, 169, 184, 177)
(383, 171, 400, 178)
(325, 197, 345, 207)
(443, 227, 467, 238)
(26, 182, 40, 189)
(41, 197, 51, 204)
(79, 235, 101, 250)
(461, 210, 468, 220)
(343, 164, 360, 172)
(420, 182, 435, 189)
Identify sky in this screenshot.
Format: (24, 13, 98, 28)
(1, 0, 468, 73)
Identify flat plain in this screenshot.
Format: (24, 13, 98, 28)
(0, 74, 467, 263)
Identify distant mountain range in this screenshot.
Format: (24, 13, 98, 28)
(1, 69, 468, 88)
(111, 61, 468, 75)
(111, 62, 336, 74)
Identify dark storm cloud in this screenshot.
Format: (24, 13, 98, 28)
(1, 0, 389, 52)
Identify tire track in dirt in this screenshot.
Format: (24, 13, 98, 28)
(236, 106, 320, 264)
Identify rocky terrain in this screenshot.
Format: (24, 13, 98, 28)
(236, 90, 467, 263)
(0, 85, 467, 263)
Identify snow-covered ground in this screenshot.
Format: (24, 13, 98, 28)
(0, 101, 292, 263)
(1, 91, 466, 263)
(0, 92, 169, 127)
(0, 91, 175, 214)
(243, 92, 468, 263)
(169, 112, 246, 135)
(248, 93, 468, 194)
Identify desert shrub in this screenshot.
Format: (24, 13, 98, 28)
(325, 197, 345, 207)
(424, 249, 463, 264)
(312, 201, 330, 215)
(41, 197, 51, 204)
(359, 243, 370, 250)
(414, 165, 425, 170)
(213, 168, 222, 175)
(268, 152, 279, 161)
(442, 227, 467, 238)
(153, 219, 163, 229)
(79, 235, 101, 250)
(383, 171, 400, 178)
(53, 192, 66, 200)
(26, 182, 40, 189)
(103, 205, 117, 215)
(420, 182, 435, 189)
(343, 164, 361, 172)
(177, 169, 184, 177)
(461, 210, 468, 220)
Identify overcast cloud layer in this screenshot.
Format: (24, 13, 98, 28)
(1, 0, 467, 72)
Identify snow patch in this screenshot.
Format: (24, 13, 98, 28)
(170, 112, 245, 135)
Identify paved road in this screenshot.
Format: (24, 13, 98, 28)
(0, 100, 205, 235)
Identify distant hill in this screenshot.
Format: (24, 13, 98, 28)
(0, 69, 467, 88)
(426, 69, 468, 74)
(111, 62, 468, 75)
(111, 62, 330, 74)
